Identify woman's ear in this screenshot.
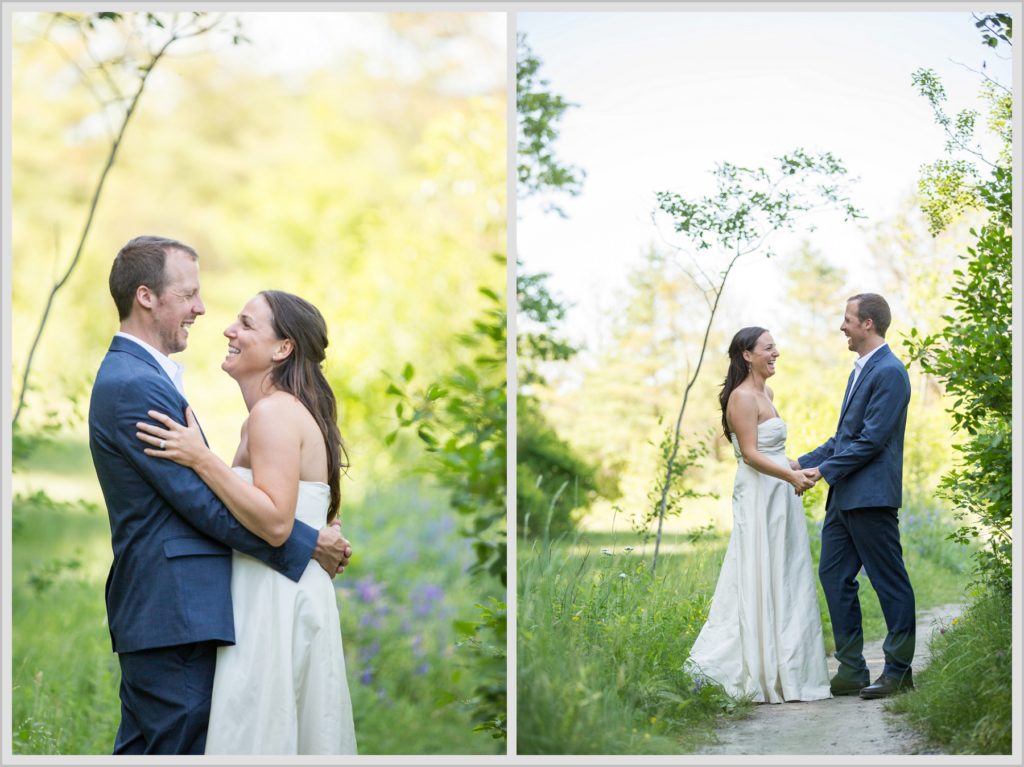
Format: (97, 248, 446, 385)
(272, 338, 294, 362)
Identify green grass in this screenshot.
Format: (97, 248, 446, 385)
(517, 504, 974, 755)
(887, 587, 1012, 754)
(11, 447, 501, 755)
(517, 531, 745, 755)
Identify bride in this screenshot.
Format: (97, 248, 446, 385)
(136, 290, 358, 753)
(685, 326, 831, 703)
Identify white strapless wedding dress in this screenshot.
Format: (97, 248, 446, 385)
(685, 418, 831, 703)
(205, 467, 357, 754)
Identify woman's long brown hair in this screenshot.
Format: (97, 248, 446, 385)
(261, 290, 348, 522)
(719, 326, 768, 439)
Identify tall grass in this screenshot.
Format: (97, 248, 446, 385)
(11, 469, 498, 755)
(517, 530, 745, 755)
(517, 503, 974, 755)
(887, 588, 1012, 754)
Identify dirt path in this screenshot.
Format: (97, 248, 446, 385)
(697, 603, 961, 755)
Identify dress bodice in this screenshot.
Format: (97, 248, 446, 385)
(231, 466, 329, 528)
(730, 416, 788, 459)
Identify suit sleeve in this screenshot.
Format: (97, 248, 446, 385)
(817, 364, 910, 485)
(798, 436, 836, 470)
(113, 376, 317, 582)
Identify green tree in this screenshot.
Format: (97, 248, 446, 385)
(516, 32, 584, 216)
(905, 16, 1012, 591)
(515, 33, 612, 536)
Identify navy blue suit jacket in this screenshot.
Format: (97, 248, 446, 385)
(798, 344, 911, 512)
(89, 336, 319, 654)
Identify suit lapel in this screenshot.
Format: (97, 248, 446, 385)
(838, 345, 891, 425)
(836, 369, 856, 429)
(108, 335, 192, 420)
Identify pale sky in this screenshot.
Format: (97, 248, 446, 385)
(517, 10, 1014, 351)
(223, 11, 506, 93)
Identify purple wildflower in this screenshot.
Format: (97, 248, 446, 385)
(354, 576, 385, 604)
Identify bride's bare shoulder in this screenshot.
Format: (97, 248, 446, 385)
(727, 385, 757, 409)
(249, 391, 304, 424)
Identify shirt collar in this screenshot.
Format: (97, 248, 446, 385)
(115, 331, 186, 395)
(854, 342, 887, 371)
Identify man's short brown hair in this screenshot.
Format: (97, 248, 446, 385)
(109, 236, 198, 321)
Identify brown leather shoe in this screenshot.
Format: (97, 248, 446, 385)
(859, 671, 914, 699)
(830, 674, 869, 696)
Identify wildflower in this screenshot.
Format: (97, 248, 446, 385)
(601, 548, 613, 556)
(413, 583, 445, 617)
(360, 640, 381, 663)
(618, 573, 627, 579)
(623, 546, 635, 552)
(359, 668, 374, 686)
(358, 612, 383, 630)
(415, 662, 430, 676)
(354, 577, 385, 604)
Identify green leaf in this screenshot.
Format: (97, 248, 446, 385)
(453, 620, 479, 636)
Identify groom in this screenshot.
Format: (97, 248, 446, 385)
(794, 293, 916, 700)
(89, 236, 353, 754)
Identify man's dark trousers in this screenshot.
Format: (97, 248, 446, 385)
(819, 505, 915, 682)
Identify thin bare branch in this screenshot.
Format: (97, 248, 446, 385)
(13, 15, 223, 428)
(950, 58, 1012, 93)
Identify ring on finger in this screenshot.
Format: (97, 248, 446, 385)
(159, 439, 166, 450)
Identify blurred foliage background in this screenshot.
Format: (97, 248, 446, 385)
(8, 10, 505, 755)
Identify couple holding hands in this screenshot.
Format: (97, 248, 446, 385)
(686, 293, 917, 705)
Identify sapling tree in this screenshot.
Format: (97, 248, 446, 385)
(648, 149, 863, 576)
(13, 11, 245, 430)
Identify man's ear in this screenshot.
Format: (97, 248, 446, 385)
(136, 285, 156, 310)
(272, 338, 294, 362)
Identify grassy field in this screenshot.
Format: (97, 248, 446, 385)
(517, 504, 974, 755)
(10, 439, 501, 755)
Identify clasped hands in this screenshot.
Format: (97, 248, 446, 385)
(788, 460, 822, 496)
